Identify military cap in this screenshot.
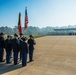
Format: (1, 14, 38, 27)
(7, 35, 10, 37)
(0, 32, 4, 35)
(20, 33, 23, 35)
(14, 33, 18, 36)
(29, 35, 33, 37)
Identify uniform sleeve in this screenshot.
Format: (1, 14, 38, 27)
(17, 39, 20, 51)
(4, 40, 7, 49)
(27, 40, 29, 44)
(33, 39, 36, 45)
(26, 44, 29, 53)
(2, 38, 5, 48)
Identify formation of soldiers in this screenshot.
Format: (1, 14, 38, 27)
(0, 32, 36, 67)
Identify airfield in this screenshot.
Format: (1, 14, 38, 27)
(0, 36, 76, 75)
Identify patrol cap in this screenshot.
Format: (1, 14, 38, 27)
(7, 35, 10, 37)
(29, 35, 33, 38)
(20, 33, 23, 35)
(14, 33, 18, 37)
(0, 32, 4, 35)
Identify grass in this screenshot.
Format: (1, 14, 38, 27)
(4, 35, 44, 40)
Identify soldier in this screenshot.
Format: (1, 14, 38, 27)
(10, 35, 13, 58)
(19, 33, 24, 61)
(0, 32, 5, 62)
(5, 35, 12, 63)
(27, 35, 36, 62)
(20, 37, 29, 66)
(12, 34, 20, 65)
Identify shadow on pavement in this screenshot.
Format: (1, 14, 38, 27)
(0, 62, 22, 74)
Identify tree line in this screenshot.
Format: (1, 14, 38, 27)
(0, 26, 54, 35)
(0, 25, 76, 35)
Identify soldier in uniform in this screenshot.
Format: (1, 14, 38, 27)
(19, 33, 24, 61)
(20, 37, 29, 66)
(12, 34, 20, 65)
(0, 32, 5, 62)
(5, 35, 12, 63)
(27, 35, 36, 62)
(10, 35, 13, 58)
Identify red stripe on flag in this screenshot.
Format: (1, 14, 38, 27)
(18, 25, 22, 34)
(24, 7, 28, 30)
(18, 12, 22, 34)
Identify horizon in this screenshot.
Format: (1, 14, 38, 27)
(1, 0, 76, 28)
(0, 25, 76, 29)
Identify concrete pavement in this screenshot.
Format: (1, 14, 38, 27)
(0, 36, 76, 75)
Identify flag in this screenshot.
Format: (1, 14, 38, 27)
(18, 12, 22, 34)
(24, 7, 28, 30)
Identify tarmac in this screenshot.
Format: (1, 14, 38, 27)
(0, 36, 76, 75)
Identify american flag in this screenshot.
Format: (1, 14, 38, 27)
(18, 12, 22, 34)
(24, 7, 28, 30)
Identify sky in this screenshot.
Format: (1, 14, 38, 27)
(0, 0, 76, 28)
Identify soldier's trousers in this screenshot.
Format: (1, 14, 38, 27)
(22, 53, 27, 66)
(0, 48, 4, 62)
(20, 52, 22, 60)
(29, 49, 34, 61)
(6, 51, 12, 63)
(13, 52, 18, 65)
